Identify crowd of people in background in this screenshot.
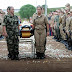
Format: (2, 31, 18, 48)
(47, 3, 72, 50)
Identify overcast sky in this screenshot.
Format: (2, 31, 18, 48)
(0, 0, 72, 9)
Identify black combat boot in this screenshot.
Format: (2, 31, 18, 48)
(40, 53, 45, 59)
(11, 55, 15, 60)
(68, 39, 72, 50)
(14, 54, 19, 60)
(53, 36, 57, 39)
(13, 51, 19, 60)
(70, 42, 72, 50)
(10, 51, 15, 60)
(36, 52, 40, 59)
(8, 53, 12, 58)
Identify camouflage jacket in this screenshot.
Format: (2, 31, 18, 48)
(54, 15, 60, 28)
(2, 14, 19, 35)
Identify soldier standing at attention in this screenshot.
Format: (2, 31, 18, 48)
(59, 7, 70, 46)
(51, 11, 57, 39)
(59, 9, 66, 42)
(65, 9, 72, 50)
(32, 5, 49, 59)
(48, 12, 52, 36)
(54, 10, 61, 42)
(61, 7, 70, 46)
(2, 6, 19, 60)
(65, 12, 71, 49)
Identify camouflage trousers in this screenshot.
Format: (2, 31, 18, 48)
(6, 35, 19, 55)
(68, 32, 72, 47)
(60, 28, 66, 40)
(52, 27, 56, 36)
(34, 29, 46, 53)
(55, 27, 61, 39)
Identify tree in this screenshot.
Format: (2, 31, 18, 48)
(19, 4, 36, 19)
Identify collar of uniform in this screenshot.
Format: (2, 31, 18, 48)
(37, 14, 42, 18)
(8, 13, 14, 18)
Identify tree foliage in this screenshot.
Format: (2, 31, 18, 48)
(19, 4, 36, 19)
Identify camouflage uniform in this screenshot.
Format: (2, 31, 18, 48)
(69, 17, 72, 39)
(33, 14, 48, 53)
(2, 14, 19, 56)
(60, 14, 66, 40)
(54, 15, 61, 41)
(66, 15, 72, 48)
(65, 14, 71, 37)
(51, 15, 56, 37)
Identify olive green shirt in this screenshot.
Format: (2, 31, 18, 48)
(33, 14, 48, 30)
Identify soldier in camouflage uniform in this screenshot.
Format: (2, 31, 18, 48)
(51, 11, 57, 39)
(2, 6, 19, 60)
(65, 9, 72, 50)
(59, 9, 66, 41)
(54, 10, 61, 42)
(65, 12, 71, 49)
(59, 7, 70, 46)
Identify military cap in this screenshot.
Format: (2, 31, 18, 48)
(61, 8, 65, 13)
(65, 3, 70, 7)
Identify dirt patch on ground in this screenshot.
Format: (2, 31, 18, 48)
(0, 36, 72, 72)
